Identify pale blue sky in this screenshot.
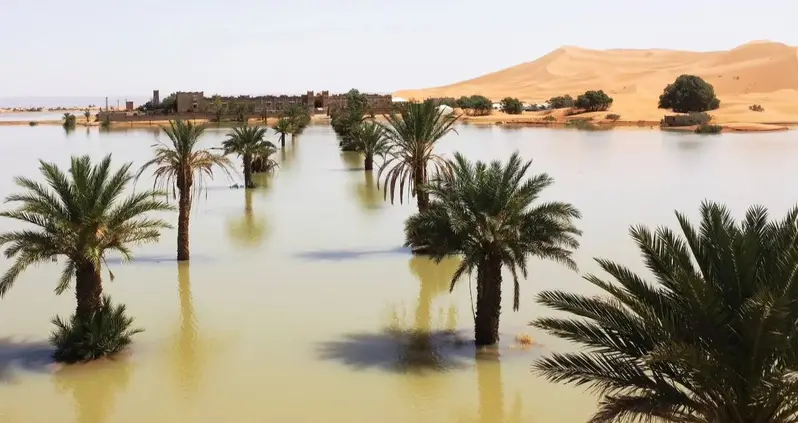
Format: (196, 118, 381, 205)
(1, 0, 796, 98)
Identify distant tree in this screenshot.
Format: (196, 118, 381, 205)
(83, 109, 91, 123)
(160, 93, 177, 114)
(282, 104, 311, 135)
(658, 75, 721, 113)
(233, 104, 247, 123)
(222, 125, 275, 188)
(272, 117, 292, 149)
(62, 113, 76, 129)
(574, 90, 613, 112)
(500, 97, 523, 115)
(211, 96, 227, 123)
(345, 89, 369, 113)
(548, 95, 574, 109)
(455, 96, 472, 110)
(350, 121, 389, 171)
(468, 95, 493, 116)
(435, 97, 458, 108)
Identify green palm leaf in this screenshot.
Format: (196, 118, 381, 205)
(532, 201, 798, 423)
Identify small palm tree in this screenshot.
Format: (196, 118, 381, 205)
(83, 109, 91, 124)
(405, 152, 581, 345)
(0, 154, 172, 318)
(272, 117, 292, 149)
(282, 104, 311, 135)
(137, 120, 235, 261)
(379, 100, 459, 212)
(533, 202, 798, 423)
(62, 112, 76, 129)
(222, 125, 275, 188)
(351, 121, 390, 171)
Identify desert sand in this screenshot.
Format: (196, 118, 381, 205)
(395, 40, 798, 129)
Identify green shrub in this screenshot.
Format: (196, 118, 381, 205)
(749, 104, 764, 112)
(62, 113, 77, 129)
(660, 112, 712, 127)
(548, 95, 575, 109)
(500, 97, 523, 115)
(605, 113, 621, 121)
(540, 115, 557, 123)
(566, 118, 599, 130)
(50, 295, 143, 363)
(694, 123, 723, 134)
(575, 90, 613, 112)
(658, 75, 720, 113)
(28, 121, 38, 126)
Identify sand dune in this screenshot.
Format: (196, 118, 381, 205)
(395, 41, 798, 125)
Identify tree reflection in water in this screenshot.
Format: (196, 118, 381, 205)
(173, 262, 200, 399)
(226, 187, 269, 249)
(353, 171, 382, 212)
(53, 358, 133, 423)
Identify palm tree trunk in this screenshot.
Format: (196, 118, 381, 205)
(475, 256, 502, 346)
(414, 163, 429, 212)
(177, 188, 191, 261)
(364, 154, 374, 171)
(243, 154, 253, 188)
(280, 134, 285, 149)
(75, 261, 102, 321)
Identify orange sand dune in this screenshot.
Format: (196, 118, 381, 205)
(395, 41, 798, 125)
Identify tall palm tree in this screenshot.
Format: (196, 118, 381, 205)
(137, 120, 234, 261)
(351, 121, 389, 171)
(405, 151, 581, 345)
(0, 154, 172, 320)
(221, 125, 275, 188)
(533, 202, 798, 423)
(282, 104, 311, 136)
(272, 117, 292, 149)
(378, 100, 458, 212)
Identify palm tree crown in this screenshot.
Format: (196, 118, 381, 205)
(222, 125, 276, 188)
(405, 151, 581, 345)
(137, 119, 234, 261)
(0, 155, 172, 315)
(533, 202, 798, 423)
(351, 121, 390, 171)
(272, 117, 292, 149)
(378, 100, 459, 211)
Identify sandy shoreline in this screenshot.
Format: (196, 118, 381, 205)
(2, 112, 790, 133)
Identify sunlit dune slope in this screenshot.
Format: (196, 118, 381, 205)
(395, 41, 798, 124)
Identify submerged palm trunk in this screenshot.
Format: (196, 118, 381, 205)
(364, 154, 374, 171)
(242, 153, 253, 188)
(280, 134, 285, 149)
(75, 261, 102, 321)
(177, 186, 191, 261)
(475, 256, 502, 345)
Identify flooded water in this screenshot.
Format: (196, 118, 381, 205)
(0, 123, 796, 423)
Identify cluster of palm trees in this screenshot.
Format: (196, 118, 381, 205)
(3, 99, 798, 421)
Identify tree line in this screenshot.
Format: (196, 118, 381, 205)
(3, 93, 794, 423)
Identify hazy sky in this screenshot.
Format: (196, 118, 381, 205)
(1, 0, 795, 98)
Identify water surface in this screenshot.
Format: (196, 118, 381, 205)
(0, 124, 796, 423)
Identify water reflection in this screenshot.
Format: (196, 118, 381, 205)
(317, 257, 470, 373)
(340, 151, 363, 170)
(226, 187, 269, 249)
(53, 358, 133, 423)
(473, 350, 522, 423)
(353, 171, 382, 212)
(173, 262, 200, 399)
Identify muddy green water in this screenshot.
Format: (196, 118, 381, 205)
(0, 124, 795, 423)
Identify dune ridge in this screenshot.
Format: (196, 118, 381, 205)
(395, 41, 798, 125)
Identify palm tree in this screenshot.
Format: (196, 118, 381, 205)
(282, 104, 311, 135)
(62, 112, 76, 129)
(379, 100, 458, 212)
(532, 202, 798, 423)
(83, 109, 91, 124)
(404, 151, 581, 345)
(0, 154, 172, 320)
(351, 121, 389, 171)
(221, 125, 275, 188)
(137, 119, 234, 261)
(272, 117, 292, 149)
